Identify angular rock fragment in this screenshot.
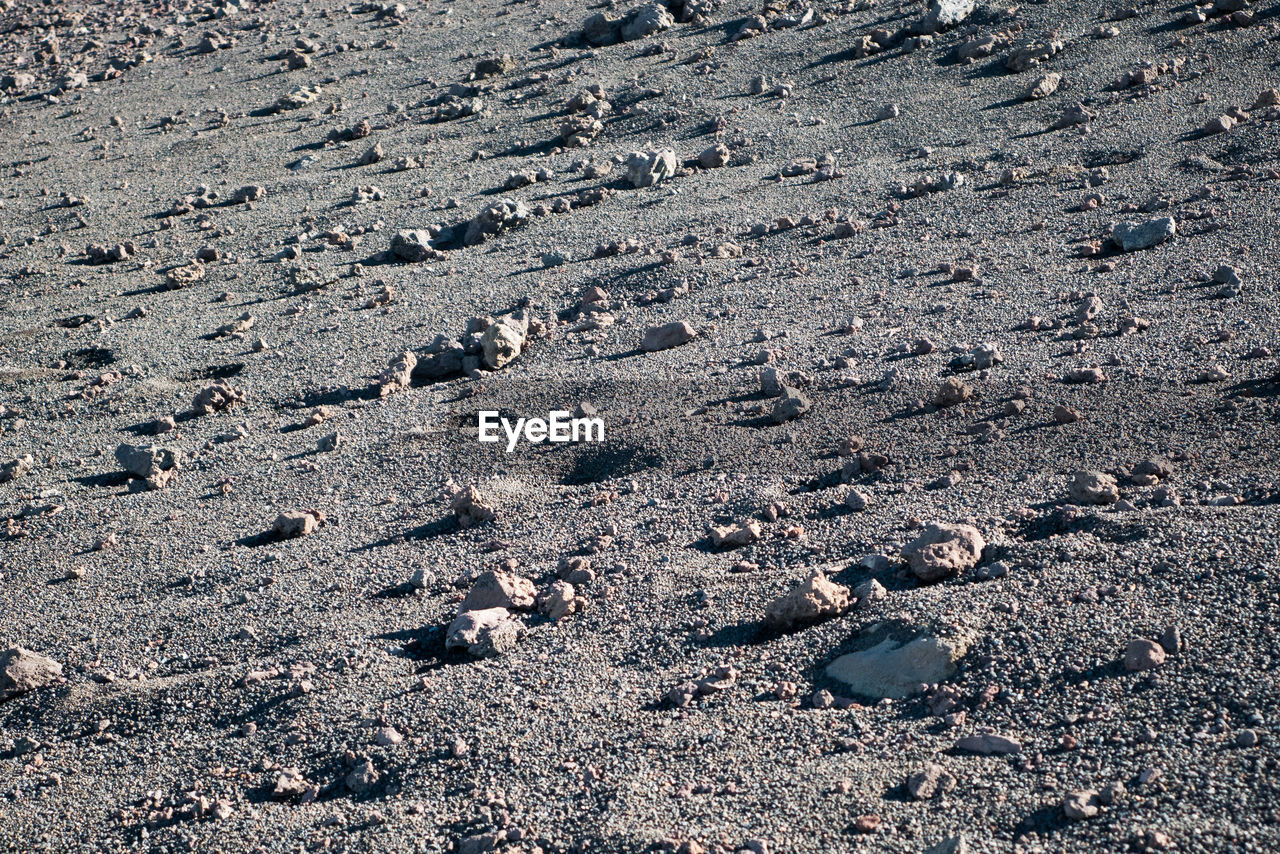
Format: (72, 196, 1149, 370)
(481, 317, 528, 370)
(765, 570, 851, 627)
(115, 443, 182, 489)
(1068, 470, 1119, 504)
(230, 185, 265, 204)
(464, 199, 529, 246)
(473, 54, 514, 79)
(272, 509, 324, 538)
(1052, 103, 1094, 129)
(1063, 790, 1100, 820)
(1005, 38, 1064, 73)
(0, 454, 34, 485)
(581, 11, 623, 46)
(193, 381, 245, 415)
(901, 523, 986, 582)
(272, 767, 313, 799)
(344, 759, 380, 793)
(908, 763, 958, 800)
(0, 647, 63, 701)
(933, 377, 973, 408)
(759, 367, 811, 397)
(625, 148, 678, 188)
(460, 570, 536, 613)
(216, 312, 255, 338)
(86, 242, 134, 264)
(911, 0, 974, 33)
(642, 321, 697, 352)
(450, 485, 495, 528)
(709, 520, 763, 548)
(560, 115, 603, 147)
(620, 2, 675, 41)
(390, 230, 444, 262)
(698, 143, 730, 169)
(770, 386, 811, 423)
(166, 260, 206, 289)
(445, 607, 524, 657)
(1026, 72, 1061, 100)
(375, 350, 417, 397)
(537, 580, 586, 620)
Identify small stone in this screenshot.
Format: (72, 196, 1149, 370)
(375, 727, 403, 746)
(193, 381, 246, 415)
(0, 454, 35, 484)
(231, 185, 265, 204)
(933, 377, 973, 408)
(1063, 790, 1100, 820)
(272, 509, 323, 539)
(845, 490, 869, 512)
(698, 143, 730, 169)
(907, 763, 958, 800)
(1026, 72, 1061, 100)
(1123, 638, 1166, 672)
(537, 580, 586, 620)
(390, 230, 441, 262)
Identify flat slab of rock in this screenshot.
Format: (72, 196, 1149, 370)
(953, 732, 1022, 754)
(1111, 217, 1175, 251)
(1, 647, 62, 701)
(826, 634, 968, 699)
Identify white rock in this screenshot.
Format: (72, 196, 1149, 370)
(826, 634, 969, 699)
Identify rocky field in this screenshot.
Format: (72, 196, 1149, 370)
(2, 0, 1280, 851)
